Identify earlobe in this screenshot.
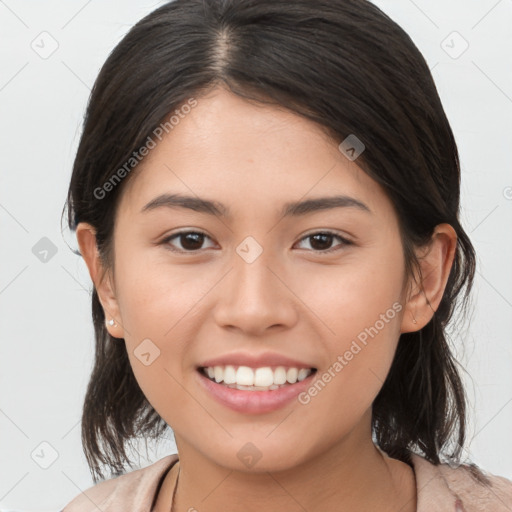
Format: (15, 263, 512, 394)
(400, 223, 457, 333)
(75, 222, 125, 339)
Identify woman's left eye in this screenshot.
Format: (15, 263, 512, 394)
(295, 232, 352, 253)
(161, 230, 352, 254)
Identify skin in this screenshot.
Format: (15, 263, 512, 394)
(77, 86, 457, 512)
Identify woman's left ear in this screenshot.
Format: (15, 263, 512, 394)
(401, 223, 457, 333)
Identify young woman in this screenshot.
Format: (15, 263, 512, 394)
(61, 0, 512, 511)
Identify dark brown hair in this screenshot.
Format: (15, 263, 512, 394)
(65, 0, 485, 485)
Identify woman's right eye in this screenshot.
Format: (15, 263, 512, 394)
(161, 230, 216, 252)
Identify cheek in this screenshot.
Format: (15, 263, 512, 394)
(295, 248, 404, 413)
(114, 249, 211, 343)
(296, 243, 404, 345)
(112, 251, 205, 409)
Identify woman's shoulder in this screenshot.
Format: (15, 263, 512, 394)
(60, 453, 179, 512)
(410, 451, 512, 511)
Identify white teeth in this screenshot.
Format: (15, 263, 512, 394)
(286, 367, 298, 383)
(202, 365, 314, 388)
(223, 365, 236, 384)
(254, 367, 274, 387)
(274, 367, 287, 385)
(297, 369, 310, 382)
(236, 366, 254, 386)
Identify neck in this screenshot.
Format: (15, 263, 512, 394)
(157, 419, 416, 512)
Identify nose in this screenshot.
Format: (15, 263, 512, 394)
(213, 246, 299, 336)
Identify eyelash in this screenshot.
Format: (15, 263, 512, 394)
(160, 230, 353, 254)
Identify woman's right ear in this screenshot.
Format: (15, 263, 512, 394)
(75, 222, 124, 338)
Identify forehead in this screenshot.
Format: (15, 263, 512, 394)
(118, 87, 395, 224)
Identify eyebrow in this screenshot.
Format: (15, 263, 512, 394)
(141, 193, 372, 218)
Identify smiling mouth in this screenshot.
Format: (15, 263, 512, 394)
(198, 365, 317, 391)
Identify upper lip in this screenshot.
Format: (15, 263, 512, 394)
(198, 351, 316, 370)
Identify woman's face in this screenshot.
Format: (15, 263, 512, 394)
(103, 86, 412, 471)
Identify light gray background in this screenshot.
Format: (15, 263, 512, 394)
(1, 1, 511, 510)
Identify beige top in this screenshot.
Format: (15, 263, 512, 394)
(61, 452, 512, 512)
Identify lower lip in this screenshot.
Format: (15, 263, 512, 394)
(195, 369, 317, 414)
